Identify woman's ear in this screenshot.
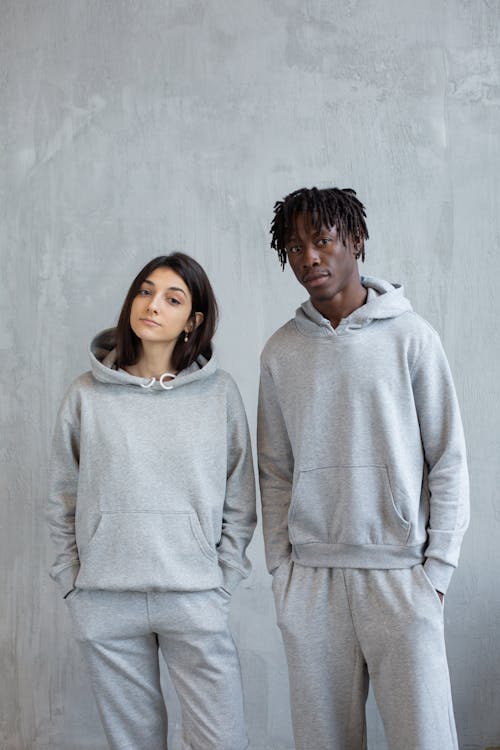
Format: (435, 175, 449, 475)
(187, 312, 204, 333)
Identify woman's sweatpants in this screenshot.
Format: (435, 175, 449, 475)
(272, 562, 458, 750)
(65, 587, 248, 750)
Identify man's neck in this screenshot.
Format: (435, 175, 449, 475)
(312, 283, 368, 329)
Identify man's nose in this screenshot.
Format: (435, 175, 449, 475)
(302, 243, 320, 266)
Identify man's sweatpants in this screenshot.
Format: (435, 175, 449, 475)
(272, 562, 458, 750)
(65, 587, 248, 750)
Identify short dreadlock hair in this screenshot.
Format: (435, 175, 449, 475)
(270, 186, 369, 270)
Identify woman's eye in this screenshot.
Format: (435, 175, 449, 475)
(168, 297, 181, 305)
(317, 237, 330, 246)
(138, 289, 150, 296)
(286, 246, 301, 254)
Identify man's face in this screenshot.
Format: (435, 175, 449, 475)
(284, 213, 361, 304)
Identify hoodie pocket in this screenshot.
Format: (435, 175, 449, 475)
(289, 465, 410, 546)
(76, 511, 221, 591)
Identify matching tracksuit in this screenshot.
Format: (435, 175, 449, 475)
(47, 330, 257, 750)
(49, 276, 469, 750)
(258, 276, 469, 750)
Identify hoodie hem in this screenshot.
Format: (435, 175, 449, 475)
(292, 542, 425, 568)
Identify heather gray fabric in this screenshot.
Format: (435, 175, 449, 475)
(273, 562, 458, 750)
(48, 329, 257, 597)
(258, 276, 469, 594)
(66, 588, 248, 750)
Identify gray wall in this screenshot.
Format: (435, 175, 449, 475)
(1, 1, 499, 748)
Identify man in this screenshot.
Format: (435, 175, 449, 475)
(258, 186, 469, 750)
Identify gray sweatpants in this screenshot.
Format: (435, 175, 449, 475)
(272, 562, 458, 750)
(66, 587, 248, 750)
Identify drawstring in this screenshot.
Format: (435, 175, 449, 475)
(160, 373, 177, 390)
(139, 373, 177, 390)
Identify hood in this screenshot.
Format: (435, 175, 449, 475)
(295, 276, 413, 338)
(89, 328, 217, 390)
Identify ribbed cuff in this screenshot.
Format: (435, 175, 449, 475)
(51, 563, 80, 599)
(218, 561, 245, 593)
(423, 558, 455, 595)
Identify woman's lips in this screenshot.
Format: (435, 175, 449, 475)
(140, 318, 161, 326)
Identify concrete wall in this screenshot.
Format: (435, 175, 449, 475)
(1, 1, 499, 748)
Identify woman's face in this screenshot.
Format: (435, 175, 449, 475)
(130, 267, 196, 345)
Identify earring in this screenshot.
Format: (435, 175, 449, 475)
(184, 332, 189, 343)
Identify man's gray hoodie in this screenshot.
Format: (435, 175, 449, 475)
(258, 277, 469, 594)
(48, 330, 257, 598)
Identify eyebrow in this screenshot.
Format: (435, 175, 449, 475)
(142, 279, 187, 297)
(285, 227, 334, 243)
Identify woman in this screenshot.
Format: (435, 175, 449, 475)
(47, 253, 256, 750)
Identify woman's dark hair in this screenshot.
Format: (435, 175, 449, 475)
(270, 186, 369, 269)
(115, 253, 218, 373)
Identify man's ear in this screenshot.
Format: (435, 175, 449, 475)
(353, 235, 364, 259)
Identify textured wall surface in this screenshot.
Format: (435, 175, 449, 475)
(1, 1, 499, 748)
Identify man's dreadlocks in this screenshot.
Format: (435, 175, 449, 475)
(270, 186, 369, 270)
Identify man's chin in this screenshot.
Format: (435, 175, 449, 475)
(309, 288, 335, 303)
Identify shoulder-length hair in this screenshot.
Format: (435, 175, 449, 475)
(115, 253, 218, 373)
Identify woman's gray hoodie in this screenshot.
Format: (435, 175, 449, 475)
(47, 330, 257, 598)
(258, 277, 469, 595)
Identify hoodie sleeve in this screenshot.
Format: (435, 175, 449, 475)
(411, 329, 470, 594)
(257, 361, 294, 575)
(216, 378, 257, 593)
(46, 386, 81, 598)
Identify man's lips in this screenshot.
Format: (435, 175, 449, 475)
(302, 270, 330, 284)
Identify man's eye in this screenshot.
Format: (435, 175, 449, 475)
(286, 246, 301, 254)
(317, 238, 330, 246)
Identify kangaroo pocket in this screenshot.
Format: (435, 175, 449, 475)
(289, 465, 410, 547)
(76, 511, 222, 591)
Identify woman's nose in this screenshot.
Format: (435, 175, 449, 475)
(146, 296, 159, 313)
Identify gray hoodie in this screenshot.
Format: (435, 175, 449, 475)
(258, 277, 469, 594)
(48, 329, 257, 598)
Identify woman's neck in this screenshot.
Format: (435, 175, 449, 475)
(126, 342, 176, 380)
